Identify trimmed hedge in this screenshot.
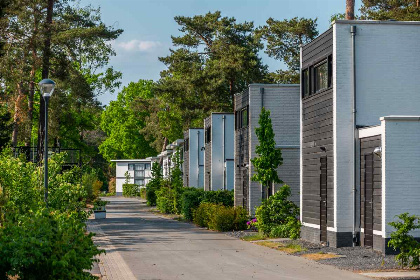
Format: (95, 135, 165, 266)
(193, 203, 248, 231)
(122, 184, 139, 197)
(180, 188, 205, 220)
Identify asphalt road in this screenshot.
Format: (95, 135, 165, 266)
(90, 197, 369, 280)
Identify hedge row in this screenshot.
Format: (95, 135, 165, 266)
(193, 202, 248, 231)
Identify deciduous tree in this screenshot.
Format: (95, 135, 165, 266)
(251, 108, 283, 199)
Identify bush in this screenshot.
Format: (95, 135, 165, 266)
(108, 177, 116, 194)
(0, 151, 102, 279)
(193, 202, 216, 228)
(0, 209, 103, 279)
(388, 213, 420, 268)
(82, 170, 99, 201)
(269, 217, 302, 239)
(181, 188, 205, 221)
(93, 180, 103, 198)
(203, 190, 234, 207)
(140, 188, 147, 199)
(123, 184, 139, 197)
(145, 162, 163, 206)
(193, 203, 248, 231)
(255, 185, 300, 239)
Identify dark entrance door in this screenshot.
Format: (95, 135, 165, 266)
(242, 170, 248, 210)
(364, 153, 374, 247)
(320, 156, 327, 243)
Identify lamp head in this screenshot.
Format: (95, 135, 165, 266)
(39, 79, 56, 97)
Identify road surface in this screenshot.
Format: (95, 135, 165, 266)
(88, 197, 369, 280)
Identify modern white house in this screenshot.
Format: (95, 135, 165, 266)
(204, 113, 234, 191)
(183, 129, 204, 188)
(234, 84, 300, 215)
(157, 139, 184, 179)
(111, 159, 153, 195)
(299, 20, 420, 253)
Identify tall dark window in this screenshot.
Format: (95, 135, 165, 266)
(205, 126, 211, 143)
(302, 69, 310, 98)
(314, 60, 328, 93)
(235, 106, 249, 130)
(241, 107, 248, 127)
(184, 138, 189, 151)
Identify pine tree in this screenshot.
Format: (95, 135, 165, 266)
(251, 108, 283, 199)
(258, 17, 318, 84)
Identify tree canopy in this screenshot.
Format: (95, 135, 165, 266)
(150, 11, 269, 150)
(258, 17, 319, 84)
(99, 80, 158, 162)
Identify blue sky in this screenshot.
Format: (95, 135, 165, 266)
(80, 0, 362, 105)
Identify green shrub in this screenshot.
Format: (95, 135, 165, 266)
(388, 213, 420, 268)
(255, 185, 300, 239)
(140, 188, 147, 199)
(181, 188, 205, 221)
(156, 185, 175, 214)
(209, 205, 248, 232)
(203, 190, 234, 207)
(0, 209, 103, 279)
(82, 170, 99, 201)
(145, 162, 163, 206)
(193, 203, 248, 232)
(193, 202, 215, 228)
(122, 184, 139, 197)
(108, 177, 116, 194)
(269, 217, 302, 239)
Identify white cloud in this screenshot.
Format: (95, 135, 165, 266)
(116, 40, 162, 52)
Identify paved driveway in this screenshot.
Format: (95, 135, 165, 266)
(88, 197, 369, 280)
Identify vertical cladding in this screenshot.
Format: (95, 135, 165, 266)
(234, 90, 250, 208)
(360, 135, 382, 235)
(248, 85, 300, 215)
(301, 28, 334, 229)
(204, 117, 212, 191)
(183, 130, 190, 186)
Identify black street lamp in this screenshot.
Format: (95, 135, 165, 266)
(39, 79, 56, 206)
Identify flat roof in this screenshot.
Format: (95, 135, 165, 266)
(111, 159, 152, 162)
(334, 19, 420, 26)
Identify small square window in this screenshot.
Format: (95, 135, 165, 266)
(128, 164, 134, 171)
(145, 163, 151, 170)
(135, 170, 144, 178)
(135, 164, 145, 170)
(134, 179, 144, 186)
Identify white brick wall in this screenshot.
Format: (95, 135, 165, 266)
(248, 84, 300, 215)
(333, 21, 420, 232)
(382, 117, 420, 238)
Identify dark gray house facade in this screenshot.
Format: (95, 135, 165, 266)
(300, 21, 420, 253)
(234, 84, 300, 215)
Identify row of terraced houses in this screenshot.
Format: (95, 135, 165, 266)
(113, 20, 420, 254)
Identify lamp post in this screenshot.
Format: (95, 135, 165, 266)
(39, 79, 56, 207)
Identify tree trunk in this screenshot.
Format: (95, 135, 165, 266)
(346, 0, 355, 20)
(229, 79, 235, 111)
(36, 0, 54, 163)
(26, 6, 39, 147)
(12, 83, 24, 147)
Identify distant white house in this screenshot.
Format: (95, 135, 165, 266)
(111, 159, 153, 195)
(157, 139, 184, 179)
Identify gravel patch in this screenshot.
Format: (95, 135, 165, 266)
(278, 239, 401, 271)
